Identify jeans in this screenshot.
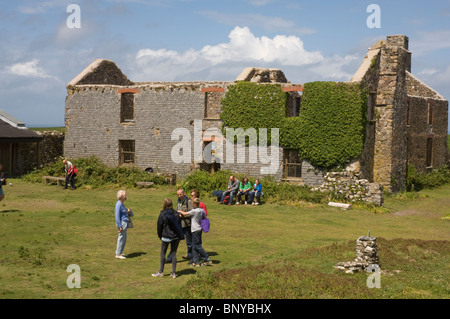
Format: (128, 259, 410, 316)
(220, 190, 237, 204)
(237, 191, 249, 203)
(115, 220, 127, 255)
(191, 230, 209, 264)
(65, 174, 76, 189)
(160, 240, 180, 273)
(248, 191, 261, 204)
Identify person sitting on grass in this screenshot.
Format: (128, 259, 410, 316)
(248, 179, 262, 205)
(178, 198, 212, 267)
(236, 177, 251, 205)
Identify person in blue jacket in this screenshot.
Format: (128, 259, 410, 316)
(115, 190, 133, 259)
(248, 179, 262, 205)
(152, 198, 185, 279)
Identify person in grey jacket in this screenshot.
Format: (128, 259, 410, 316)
(220, 175, 239, 205)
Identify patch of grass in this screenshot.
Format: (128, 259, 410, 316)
(177, 238, 449, 299)
(0, 179, 448, 298)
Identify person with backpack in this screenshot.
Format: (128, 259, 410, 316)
(152, 198, 184, 279)
(178, 198, 212, 267)
(63, 158, 77, 190)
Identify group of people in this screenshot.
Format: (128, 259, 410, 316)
(215, 175, 263, 206)
(114, 188, 212, 279)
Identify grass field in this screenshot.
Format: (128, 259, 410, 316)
(0, 179, 448, 299)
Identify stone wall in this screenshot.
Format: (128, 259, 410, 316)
(335, 236, 380, 273)
(64, 82, 286, 180)
(314, 171, 384, 206)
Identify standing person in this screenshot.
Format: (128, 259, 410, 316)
(178, 198, 212, 267)
(236, 177, 251, 205)
(177, 189, 193, 261)
(0, 164, 5, 202)
(248, 179, 262, 205)
(114, 190, 133, 259)
(219, 175, 239, 205)
(152, 198, 184, 279)
(190, 189, 207, 216)
(63, 158, 76, 190)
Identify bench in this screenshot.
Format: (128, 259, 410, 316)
(136, 181, 154, 188)
(42, 176, 65, 186)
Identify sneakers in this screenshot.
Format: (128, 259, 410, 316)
(236, 202, 240, 205)
(189, 262, 200, 268)
(151, 271, 163, 277)
(115, 254, 126, 259)
(255, 202, 259, 205)
(201, 259, 213, 266)
(244, 201, 248, 205)
(170, 273, 177, 279)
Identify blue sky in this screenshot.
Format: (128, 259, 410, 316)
(0, 0, 449, 130)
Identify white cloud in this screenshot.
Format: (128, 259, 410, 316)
(6, 59, 53, 78)
(132, 26, 324, 81)
(410, 30, 450, 57)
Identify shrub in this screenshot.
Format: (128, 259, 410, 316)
(407, 164, 450, 191)
(178, 170, 326, 204)
(22, 156, 166, 188)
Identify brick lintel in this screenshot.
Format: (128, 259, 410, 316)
(282, 86, 303, 92)
(202, 87, 225, 93)
(118, 88, 139, 94)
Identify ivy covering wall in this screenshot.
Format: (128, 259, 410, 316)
(221, 81, 367, 170)
(220, 81, 287, 145)
(294, 81, 367, 169)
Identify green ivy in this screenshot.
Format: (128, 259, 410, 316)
(295, 81, 367, 169)
(220, 81, 287, 145)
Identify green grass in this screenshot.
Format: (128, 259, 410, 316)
(0, 179, 448, 298)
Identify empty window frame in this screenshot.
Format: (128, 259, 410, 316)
(119, 140, 135, 165)
(120, 93, 135, 123)
(426, 137, 433, 168)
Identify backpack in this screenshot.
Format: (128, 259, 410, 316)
(73, 165, 78, 175)
(200, 209, 210, 233)
(223, 195, 230, 204)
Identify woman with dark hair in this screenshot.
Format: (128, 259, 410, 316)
(152, 198, 184, 279)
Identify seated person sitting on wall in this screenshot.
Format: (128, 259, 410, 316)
(219, 175, 239, 205)
(248, 179, 262, 205)
(236, 177, 251, 205)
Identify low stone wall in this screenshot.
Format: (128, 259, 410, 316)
(313, 171, 384, 206)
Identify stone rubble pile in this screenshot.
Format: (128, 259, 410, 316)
(313, 171, 384, 206)
(334, 236, 380, 274)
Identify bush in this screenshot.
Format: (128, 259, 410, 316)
(178, 170, 326, 204)
(406, 164, 450, 191)
(22, 156, 166, 188)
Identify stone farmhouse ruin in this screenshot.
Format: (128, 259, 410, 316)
(64, 35, 448, 193)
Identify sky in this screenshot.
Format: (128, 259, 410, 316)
(0, 0, 449, 130)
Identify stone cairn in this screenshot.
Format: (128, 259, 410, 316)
(334, 235, 380, 274)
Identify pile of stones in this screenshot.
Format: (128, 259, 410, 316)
(334, 236, 380, 274)
(313, 171, 384, 206)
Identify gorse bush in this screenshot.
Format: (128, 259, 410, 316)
(22, 156, 166, 188)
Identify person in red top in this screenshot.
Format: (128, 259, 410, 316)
(190, 189, 207, 216)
